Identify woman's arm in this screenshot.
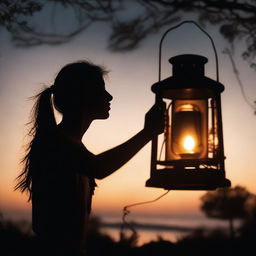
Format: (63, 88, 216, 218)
(91, 102, 165, 179)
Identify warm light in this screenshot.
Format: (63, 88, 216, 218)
(183, 136, 195, 152)
(180, 104, 194, 111)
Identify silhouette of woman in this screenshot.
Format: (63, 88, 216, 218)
(15, 61, 165, 256)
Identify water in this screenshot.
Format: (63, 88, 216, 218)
(2, 210, 240, 246)
(98, 214, 240, 246)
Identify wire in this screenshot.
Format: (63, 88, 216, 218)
(158, 138, 166, 162)
(158, 20, 219, 82)
(158, 101, 172, 161)
(120, 190, 170, 237)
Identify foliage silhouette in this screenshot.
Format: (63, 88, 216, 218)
(1, 0, 256, 69)
(223, 47, 256, 114)
(238, 193, 256, 238)
(0, 215, 38, 256)
(0, 0, 119, 47)
(200, 185, 252, 238)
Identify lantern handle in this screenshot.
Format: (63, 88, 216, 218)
(158, 20, 219, 82)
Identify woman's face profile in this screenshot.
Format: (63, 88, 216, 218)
(81, 75, 113, 120)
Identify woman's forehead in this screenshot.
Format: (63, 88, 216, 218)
(81, 75, 105, 94)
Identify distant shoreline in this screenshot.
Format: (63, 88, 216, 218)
(102, 221, 197, 232)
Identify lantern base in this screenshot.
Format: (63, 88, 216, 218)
(145, 169, 231, 190)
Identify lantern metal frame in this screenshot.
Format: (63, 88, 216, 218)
(146, 21, 231, 190)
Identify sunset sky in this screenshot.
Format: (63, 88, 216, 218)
(1, 4, 256, 222)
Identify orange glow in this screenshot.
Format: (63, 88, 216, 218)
(179, 104, 194, 111)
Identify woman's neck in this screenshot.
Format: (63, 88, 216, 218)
(58, 114, 92, 142)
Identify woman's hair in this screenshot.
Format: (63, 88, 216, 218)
(15, 61, 108, 200)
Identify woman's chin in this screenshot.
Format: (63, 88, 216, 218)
(96, 112, 110, 120)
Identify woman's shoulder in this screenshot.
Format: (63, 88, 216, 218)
(36, 129, 76, 160)
(42, 128, 95, 170)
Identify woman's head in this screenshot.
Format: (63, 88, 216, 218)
(53, 61, 112, 119)
(15, 60, 112, 199)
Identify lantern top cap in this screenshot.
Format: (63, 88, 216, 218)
(169, 54, 208, 65)
(151, 53, 225, 98)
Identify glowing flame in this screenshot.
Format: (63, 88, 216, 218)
(183, 136, 195, 152)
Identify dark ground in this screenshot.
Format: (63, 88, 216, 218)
(0, 216, 255, 256)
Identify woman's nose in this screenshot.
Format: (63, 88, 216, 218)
(107, 91, 113, 102)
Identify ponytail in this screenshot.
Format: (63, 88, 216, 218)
(29, 87, 56, 136)
(15, 87, 56, 200)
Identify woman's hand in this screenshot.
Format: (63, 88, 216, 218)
(144, 101, 166, 137)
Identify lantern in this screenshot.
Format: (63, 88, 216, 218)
(146, 54, 231, 190)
